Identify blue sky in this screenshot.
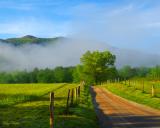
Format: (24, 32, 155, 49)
(0, 0, 160, 54)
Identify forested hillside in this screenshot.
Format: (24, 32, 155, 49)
(0, 35, 65, 46)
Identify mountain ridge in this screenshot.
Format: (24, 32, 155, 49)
(0, 35, 65, 46)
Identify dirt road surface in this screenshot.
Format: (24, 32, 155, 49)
(91, 87, 160, 128)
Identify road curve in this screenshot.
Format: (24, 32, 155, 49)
(91, 86, 160, 128)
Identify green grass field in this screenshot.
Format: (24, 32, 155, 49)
(121, 80, 160, 97)
(0, 83, 99, 128)
(102, 82, 160, 110)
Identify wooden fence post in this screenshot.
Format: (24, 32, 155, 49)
(78, 86, 80, 98)
(135, 81, 137, 90)
(134, 81, 137, 90)
(70, 88, 74, 106)
(50, 92, 54, 128)
(133, 81, 135, 89)
(151, 85, 155, 97)
(142, 81, 144, 93)
(66, 89, 70, 114)
(76, 87, 78, 104)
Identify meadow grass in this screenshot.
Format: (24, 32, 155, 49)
(101, 83, 160, 110)
(121, 80, 160, 97)
(0, 83, 65, 107)
(0, 83, 99, 128)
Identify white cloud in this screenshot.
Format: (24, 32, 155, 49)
(69, 2, 160, 54)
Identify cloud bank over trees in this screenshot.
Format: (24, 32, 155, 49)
(0, 38, 160, 71)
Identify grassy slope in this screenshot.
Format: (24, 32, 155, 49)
(0, 83, 98, 128)
(102, 83, 160, 110)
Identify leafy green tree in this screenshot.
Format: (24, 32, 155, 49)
(63, 67, 74, 82)
(0, 72, 14, 83)
(149, 65, 160, 80)
(73, 65, 84, 83)
(53, 67, 65, 83)
(136, 67, 149, 77)
(29, 68, 39, 83)
(12, 71, 30, 83)
(118, 65, 134, 79)
(36, 68, 54, 83)
(80, 50, 116, 84)
(118, 66, 150, 79)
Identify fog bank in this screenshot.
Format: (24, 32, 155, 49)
(0, 39, 160, 71)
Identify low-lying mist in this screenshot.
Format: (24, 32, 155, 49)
(0, 38, 160, 72)
(0, 39, 106, 71)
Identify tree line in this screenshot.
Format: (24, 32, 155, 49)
(118, 65, 160, 80)
(0, 67, 74, 83)
(0, 50, 118, 84)
(0, 50, 160, 84)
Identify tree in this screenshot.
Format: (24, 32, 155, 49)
(136, 66, 149, 77)
(149, 65, 160, 80)
(36, 68, 54, 83)
(63, 67, 74, 83)
(73, 65, 84, 83)
(118, 66, 150, 79)
(12, 71, 30, 83)
(29, 68, 39, 83)
(0, 72, 14, 83)
(118, 65, 134, 79)
(80, 50, 116, 84)
(53, 67, 65, 83)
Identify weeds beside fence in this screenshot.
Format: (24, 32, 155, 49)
(49, 83, 84, 128)
(103, 78, 160, 98)
(120, 80, 160, 98)
(65, 85, 81, 114)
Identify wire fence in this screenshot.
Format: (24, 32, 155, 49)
(49, 82, 84, 128)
